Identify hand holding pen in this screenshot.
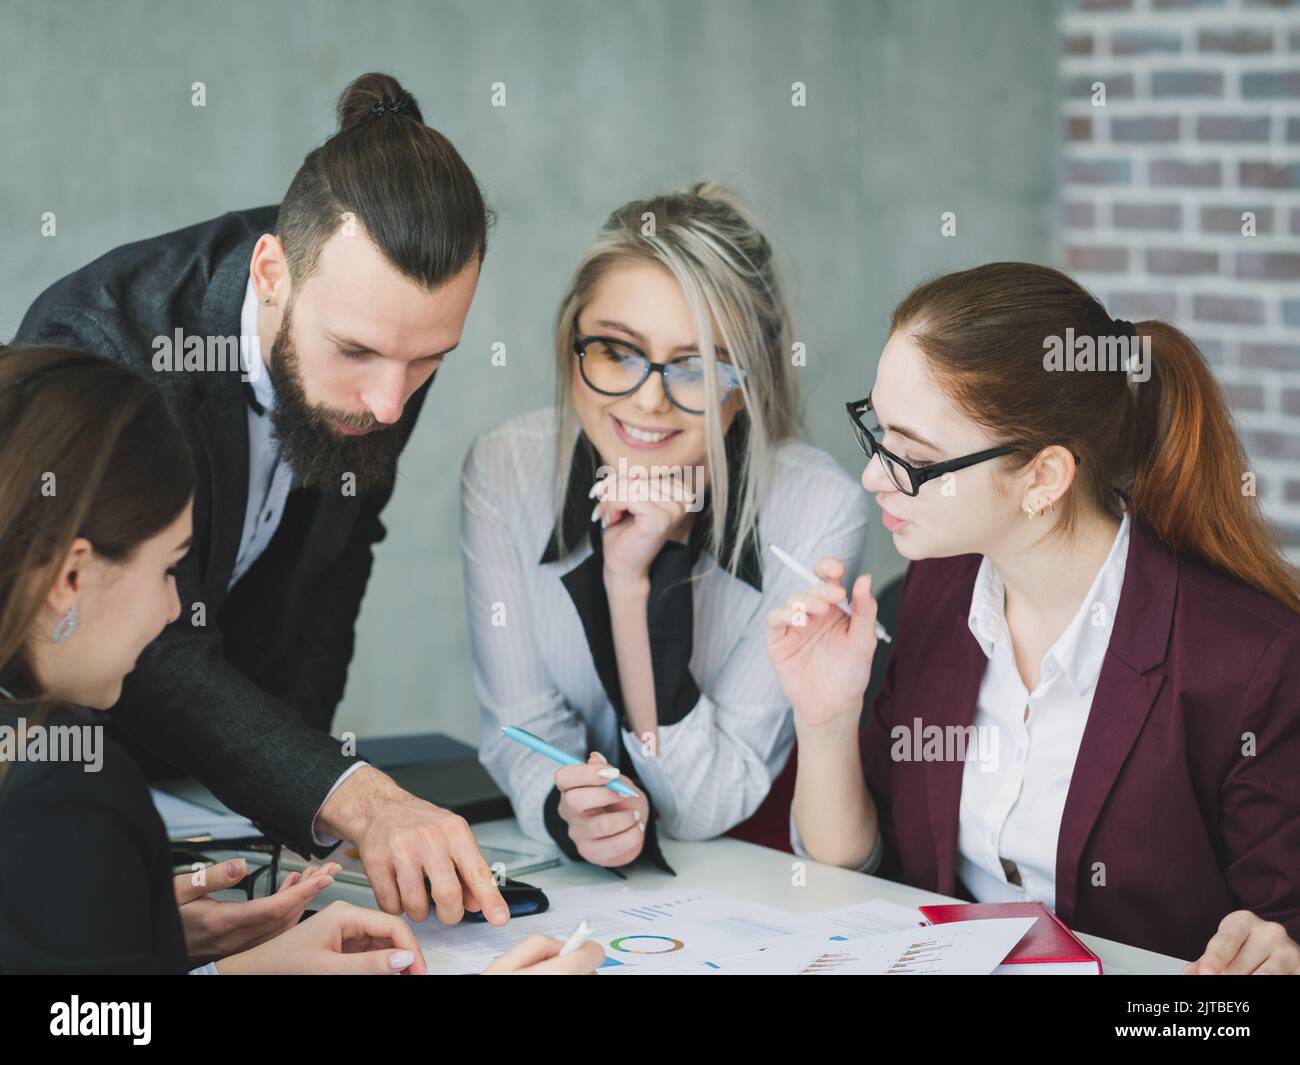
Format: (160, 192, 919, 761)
(501, 727, 648, 868)
(769, 544, 891, 644)
(764, 546, 884, 729)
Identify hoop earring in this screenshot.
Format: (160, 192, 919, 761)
(51, 607, 78, 643)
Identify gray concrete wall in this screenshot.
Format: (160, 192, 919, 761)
(0, 0, 1058, 743)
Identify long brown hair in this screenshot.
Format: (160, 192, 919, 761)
(277, 72, 491, 288)
(0, 345, 195, 712)
(891, 262, 1300, 614)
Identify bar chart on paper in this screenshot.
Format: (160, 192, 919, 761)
(671, 916, 1038, 975)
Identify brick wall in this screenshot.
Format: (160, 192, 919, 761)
(1059, 0, 1300, 563)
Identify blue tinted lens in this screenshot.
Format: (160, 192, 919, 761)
(663, 357, 743, 411)
(666, 357, 742, 389)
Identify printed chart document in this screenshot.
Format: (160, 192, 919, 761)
(651, 917, 1038, 975)
(407, 885, 1034, 975)
(409, 885, 812, 972)
(802, 898, 931, 938)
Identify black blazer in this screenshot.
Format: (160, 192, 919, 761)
(12, 207, 434, 857)
(0, 705, 186, 974)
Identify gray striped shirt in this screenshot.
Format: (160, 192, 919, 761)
(462, 407, 870, 846)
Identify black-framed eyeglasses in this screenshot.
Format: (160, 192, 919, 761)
(845, 394, 1020, 497)
(573, 331, 745, 415)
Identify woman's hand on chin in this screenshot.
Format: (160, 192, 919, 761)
(593, 470, 694, 586)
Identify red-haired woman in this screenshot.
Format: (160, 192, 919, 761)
(767, 263, 1300, 973)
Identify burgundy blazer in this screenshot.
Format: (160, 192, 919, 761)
(861, 517, 1300, 961)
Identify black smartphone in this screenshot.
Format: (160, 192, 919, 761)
(462, 877, 549, 921)
(420, 875, 549, 922)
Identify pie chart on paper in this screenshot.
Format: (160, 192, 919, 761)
(609, 935, 686, 955)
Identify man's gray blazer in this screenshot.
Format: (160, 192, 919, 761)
(13, 206, 434, 857)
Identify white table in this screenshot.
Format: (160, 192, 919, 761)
(297, 816, 1188, 975)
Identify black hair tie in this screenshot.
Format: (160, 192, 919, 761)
(368, 94, 411, 119)
(1111, 318, 1137, 338)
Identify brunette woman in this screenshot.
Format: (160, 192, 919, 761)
(767, 264, 1300, 972)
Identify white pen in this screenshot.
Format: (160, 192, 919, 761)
(768, 543, 892, 643)
(557, 918, 594, 957)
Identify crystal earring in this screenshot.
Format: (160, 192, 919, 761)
(52, 606, 78, 643)
(1024, 502, 1039, 520)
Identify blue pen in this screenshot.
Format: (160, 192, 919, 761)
(501, 726, 639, 799)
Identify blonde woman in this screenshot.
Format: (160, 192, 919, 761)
(463, 184, 869, 869)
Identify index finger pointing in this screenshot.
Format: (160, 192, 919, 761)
(449, 832, 510, 926)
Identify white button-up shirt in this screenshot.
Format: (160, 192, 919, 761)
(956, 512, 1131, 911)
(229, 279, 294, 590)
(464, 407, 870, 846)
(226, 279, 361, 846)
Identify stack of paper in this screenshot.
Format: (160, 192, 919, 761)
(406, 885, 1036, 975)
(150, 787, 260, 842)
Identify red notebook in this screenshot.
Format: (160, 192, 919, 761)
(918, 902, 1103, 975)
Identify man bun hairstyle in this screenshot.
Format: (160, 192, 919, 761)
(277, 72, 491, 290)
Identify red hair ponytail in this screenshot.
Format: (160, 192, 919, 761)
(892, 262, 1300, 615)
(1131, 321, 1300, 614)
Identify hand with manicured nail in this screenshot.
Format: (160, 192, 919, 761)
(591, 471, 696, 588)
(173, 857, 342, 963)
(214, 899, 429, 975)
(554, 751, 650, 867)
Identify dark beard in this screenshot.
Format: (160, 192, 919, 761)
(265, 305, 416, 493)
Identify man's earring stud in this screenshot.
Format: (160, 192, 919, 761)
(262, 296, 272, 305)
